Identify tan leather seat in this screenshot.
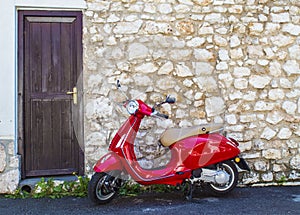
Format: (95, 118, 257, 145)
(160, 124, 224, 147)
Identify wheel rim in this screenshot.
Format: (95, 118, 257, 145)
(95, 174, 116, 201)
(210, 163, 235, 192)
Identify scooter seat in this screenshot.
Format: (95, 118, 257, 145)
(160, 123, 224, 147)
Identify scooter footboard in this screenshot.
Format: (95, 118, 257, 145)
(93, 152, 123, 173)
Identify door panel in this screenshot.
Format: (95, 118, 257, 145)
(18, 11, 83, 178)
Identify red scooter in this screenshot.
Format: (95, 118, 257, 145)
(88, 81, 250, 204)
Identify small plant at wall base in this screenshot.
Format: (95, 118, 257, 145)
(277, 175, 288, 186)
(5, 174, 89, 199)
(5, 175, 178, 199)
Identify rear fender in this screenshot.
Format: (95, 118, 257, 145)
(93, 152, 123, 173)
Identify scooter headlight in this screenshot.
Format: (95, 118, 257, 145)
(126, 100, 139, 115)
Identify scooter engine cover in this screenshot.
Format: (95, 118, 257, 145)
(215, 171, 230, 184)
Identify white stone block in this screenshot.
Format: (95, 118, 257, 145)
(193, 76, 218, 92)
(254, 160, 268, 171)
(194, 49, 214, 61)
(271, 34, 294, 47)
(257, 59, 269, 66)
(262, 149, 282, 159)
(205, 97, 225, 117)
(199, 25, 214, 34)
(264, 47, 275, 59)
(158, 3, 173, 14)
(205, 13, 223, 24)
(144, 4, 156, 13)
(258, 14, 268, 22)
(265, 23, 281, 34)
(193, 0, 213, 6)
(133, 75, 153, 86)
(0, 144, 6, 172)
(183, 79, 193, 87)
(233, 67, 251, 77)
(243, 91, 257, 101)
(271, 12, 290, 23)
(249, 23, 264, 35)
(289, 45, 300, 60)
(225, 114, 237, 124)
(283, 60, 300, 76)
(273, 164, 283, 172)
(247, 45, 264, 57)
(156, 78, 177, 90)
(230, 35, 241, 48)
(260, 127, 277, 140)
(266, 111, 284, 125)
(113, 20, 143, 34)
(269, 61, 282, 77)
(174, 4, 191, 13)
(218, 73, 233, 87)
(135, 62, 158, 74)
(175, 63, 193, 77)
(262, 172, 273, 182)
(0, 169, 20, 193)
(128, 43, 149, 60)
(214, 35, 228, 46)
(234, 78, 248, 89)
(238, 141, 252, 152)
(240, 114, 257, 123)
(290, 154, 300, 170)
(277, 128, 292, 140)
(280, 78, 292, 88)
(85, 97, 113, 120)
(186, 37, 206, 47)
(282, 101, 297, 115)
(282, 23, 300, 36)
(158, 61, 174, 75)
(249, 75, 271, 89)
(268, 89, 285, 100)
(243, 152, 261, 159)
(229, 91, 243, 100)
(176, 109, 187, 119)
(194, 62, 214, 75)
(107, 14, 121, 23)
(218, 49, 230, 61)
(254, 101, 274, 111)
(216, 62, 228, 71)
(294, 77, 300, 88)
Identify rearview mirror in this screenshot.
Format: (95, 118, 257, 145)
(166, 95, 176, 104)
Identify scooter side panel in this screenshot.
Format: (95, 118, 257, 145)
(172, 133, 240, 170)
(93, 152, 123, 173)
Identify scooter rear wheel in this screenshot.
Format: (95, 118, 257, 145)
(205, 160, 238, 196)
(88, 171, 121, 204)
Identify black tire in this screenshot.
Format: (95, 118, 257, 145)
(205, 160, 238, 196)
(88, 171, 121, 204)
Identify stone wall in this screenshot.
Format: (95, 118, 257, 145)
(83, 0, 300, 184)
(0, 139, 20, 193)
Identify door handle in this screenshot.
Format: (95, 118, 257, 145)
(66, 87, 77, 104)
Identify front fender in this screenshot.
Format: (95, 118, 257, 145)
(93, 152, 123, 173)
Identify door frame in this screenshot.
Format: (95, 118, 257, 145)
(17, 10, 84, 179)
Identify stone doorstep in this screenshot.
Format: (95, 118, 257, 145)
(19, 176, 78, 193)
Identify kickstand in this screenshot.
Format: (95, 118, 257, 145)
(185, 181, 194, 201)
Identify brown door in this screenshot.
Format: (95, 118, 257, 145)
(18, 11, 84, 178)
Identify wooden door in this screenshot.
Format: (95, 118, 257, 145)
(18, 11, 84, 178)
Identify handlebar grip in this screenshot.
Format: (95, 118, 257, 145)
(156, 113, 169, 119)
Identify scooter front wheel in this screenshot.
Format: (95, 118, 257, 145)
(205, 160, 238, 196)
(88, 171, 122, 204)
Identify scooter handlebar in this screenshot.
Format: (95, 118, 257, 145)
(151, 111, 169, 119)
